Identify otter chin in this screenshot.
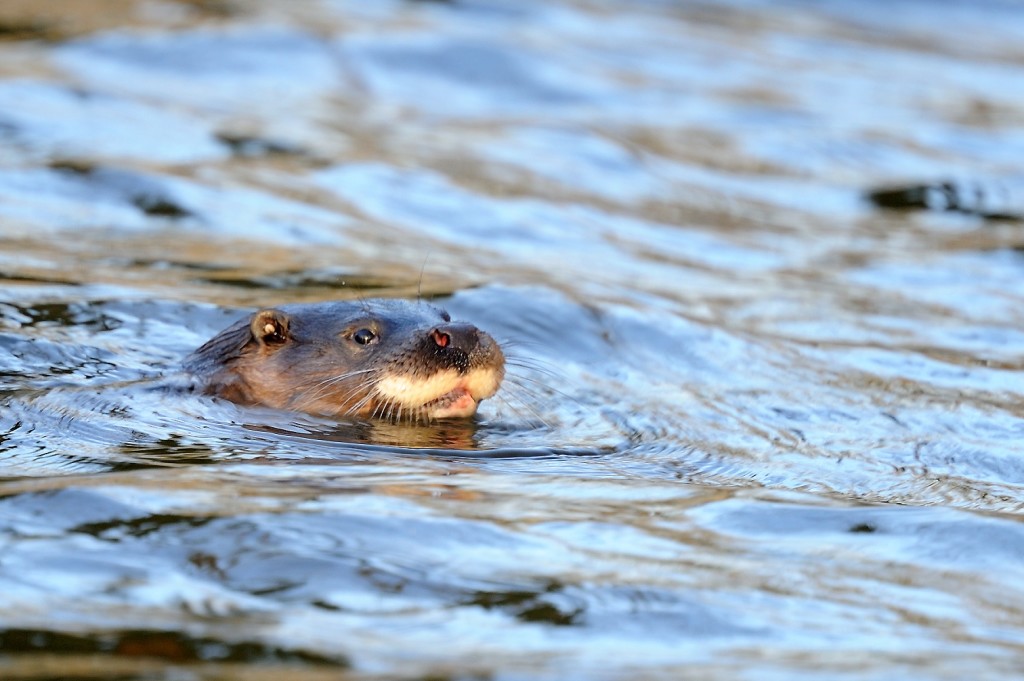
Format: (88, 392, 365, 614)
(183, 299, 505, 421)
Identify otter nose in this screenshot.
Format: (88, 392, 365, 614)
(431, 323, 480, 353)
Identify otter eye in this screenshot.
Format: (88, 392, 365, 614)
(352, 328, 377, 345)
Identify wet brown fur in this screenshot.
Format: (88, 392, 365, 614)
(184, 299, 505, 420)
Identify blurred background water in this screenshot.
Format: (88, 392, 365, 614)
(2, 0, 1024, 679)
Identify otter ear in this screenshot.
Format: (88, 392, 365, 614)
(250, 309, 290, 346)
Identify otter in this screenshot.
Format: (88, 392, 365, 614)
(184, 299, 505, 421)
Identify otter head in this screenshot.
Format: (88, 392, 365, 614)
(185, 299, 505, 421)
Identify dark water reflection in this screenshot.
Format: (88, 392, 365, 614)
(2, 0, 1024, 678)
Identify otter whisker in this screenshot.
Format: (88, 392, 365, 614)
(503, 368, 561, 391)
(490, 392, 529, 421)
(355, 387, 384, 418)
(407, 402, 428, 426)
(387, 398, 403, 423)
(321, 369, 378, 393)
(504, 357, 562, 380)
(501, 373, 544, 395)
(325, 375, 381, 417)
(334, 374, 380, 400)
(504, 375, 579, 409)
(371, 393, 392, 421)
(293, 369, 374, 405)
(493, 379, 554, 428)
(503, 362, 584, 408)
(295, 371, 379, 414)
(381, 395, 398, 422)
(312, 368, 377, 390)
(346, 390, 377, 417)
(293, 369, 379, 411)
(489, 368, 548, 421)
(385, 396, 399, 422)
(501, 373, 562, 414)
(504, 354, 557, 369)
(492, 336, 548, 351)
(492, 391, 552, 429)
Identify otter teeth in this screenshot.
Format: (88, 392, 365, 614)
(425, 387, 479, 419)
(427, 387, 470, 408)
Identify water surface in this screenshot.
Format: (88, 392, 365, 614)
(2, 0, 1024, 679)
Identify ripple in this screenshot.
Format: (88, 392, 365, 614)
(1, 0, 1024, 677)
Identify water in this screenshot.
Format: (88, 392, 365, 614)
(2, 0, 1024, 678)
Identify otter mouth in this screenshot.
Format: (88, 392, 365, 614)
(423, 386, 479, 419)
(372, 368, 503, 421)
